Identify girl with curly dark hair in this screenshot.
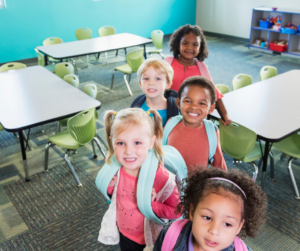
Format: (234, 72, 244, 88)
(165, 24, 232, 126)
(153, 168, 267, 251)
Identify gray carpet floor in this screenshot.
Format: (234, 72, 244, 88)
(0, 35, 300, 251)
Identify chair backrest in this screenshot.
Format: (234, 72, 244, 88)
(55, 62, 74, 79)
(216, 84, 230, 94)
(260, 66, 277, 81)
(232, 74, 252, 91)
(67, 108, 96, 145)
(75, 28, 92, 40)
(151, 30, 164, 50)
(43, 37, 63, 46)
(0, 123, 4, 132)
(126, 49, 144, 72)
(34, 48, 45, 66)
(98, 26, 115, 37)
(84, 84, 97, 99)
(219, 120, 257, 160)
(63, 74, 79, 88)
(0, 62, 26, 72)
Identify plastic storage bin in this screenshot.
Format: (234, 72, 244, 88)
(269, 42, 288, 52)
(259, 20, 273, 28)
(281, 28, 297, 34)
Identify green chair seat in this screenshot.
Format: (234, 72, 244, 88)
(146, 47, 163, 53)
(243, 142, 265, 163)
(48, 129, 80, 149)
(147, 30, 164, 59)
(232, 74, 252, 91)
(0, 62, 26, 72)
(216, 84, 230, 94)
(273, 132, 300, 159)
(115, 64, 132, 74)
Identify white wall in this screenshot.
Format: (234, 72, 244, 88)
(196, 0, 299, 38)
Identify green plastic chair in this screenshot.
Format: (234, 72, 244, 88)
(34, 48, 55, 73)
(45, 108, 106, 187)
(260, 66, 277, 81)
(0, 62, 26, 72)
(75, 28, 95, 67)
(42, 37, 63, 64)
(272, 132, 300, 199)
(216, 84, 230, 94)
(63, 74, 79, 88)
(219, 120, 274, 182)
(232, 74, 252, 91)
(55, 62, 74, 79)
(111, 48, 144, 96)
(146, 30, 164, 59)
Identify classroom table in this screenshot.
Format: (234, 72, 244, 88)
(209, 70, 300, 188)
(36, 33, 152, 64)
(0, 66, 101, 181)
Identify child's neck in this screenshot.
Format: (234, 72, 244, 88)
(177, 57, 196, 67)
(182, 118, 203, 128)
(146, 95, 167, 110)
(123, 166, 141, 178)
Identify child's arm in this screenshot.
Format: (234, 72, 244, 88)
(212, 129, 227, 170)
(107, 174, 118, 195)
(216, 99, 232, 126)
(151, 185, 181, 220)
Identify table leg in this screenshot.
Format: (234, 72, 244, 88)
(143, 45, 147, 59)
(261, 140, 270, 189)
(44, 55, 48, 66)
(18, 130, 31, 182)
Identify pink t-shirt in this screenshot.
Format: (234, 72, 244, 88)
(167, 121, 227, 171)
(107, 165, 180, 245)
(170, 58, 223, 100)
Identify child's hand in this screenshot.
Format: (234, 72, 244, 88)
(151, 188, 156, 202)
(108, 174, 118, 187)
(222, 116, 232, 126)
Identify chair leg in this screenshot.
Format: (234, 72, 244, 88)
(91, 139, 97, 158)
(41, 125, 45, 133)
(93, 137, 107, 159)
(96, 133, 108, 149)
(269, 152, 275, 180)
(71, 59, 79, 76)
(111, 70, 116, 89)
(87, 55, 89, 66)
(124, 74, 132, 96)
(56, 122, 61, 134)
(116, 50, 118, 56)
(105, 52, 108, 64)
(64, 150, 82, 187)
(22, 131, 33, 151)
(44, 142, 53, 171)
(159, 52, 165, 59)
(250, 161, 259, 182)
(287, 157, 300, 199)
(97, 53, 100, 60)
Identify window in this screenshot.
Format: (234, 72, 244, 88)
(0, 0, 6, 9)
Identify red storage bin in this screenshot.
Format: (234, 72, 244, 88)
(269, 42, 288, 52)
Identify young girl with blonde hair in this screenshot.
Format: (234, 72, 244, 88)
(96, 108, 181, 251)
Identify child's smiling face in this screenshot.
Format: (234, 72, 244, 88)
(139, 66, 171, 100)
(176, 85, 215, 128)
(189, 190, 245, 251)
(179, 32, 201, 61)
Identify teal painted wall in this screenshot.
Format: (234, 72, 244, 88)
(0, 0, 196, 64)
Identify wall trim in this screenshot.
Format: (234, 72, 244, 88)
(203, 31, 248, 43)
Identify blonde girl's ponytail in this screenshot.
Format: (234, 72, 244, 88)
(104, 110, 117, 164)
(147, 108, 164, 163)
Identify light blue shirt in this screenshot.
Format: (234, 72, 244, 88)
(141, 100, 167, 127)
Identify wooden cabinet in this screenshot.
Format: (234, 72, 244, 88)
(249, 7, 300, 56)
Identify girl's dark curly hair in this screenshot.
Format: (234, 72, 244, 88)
(176, 168, 267, 239)
(170, 24, 208, 61)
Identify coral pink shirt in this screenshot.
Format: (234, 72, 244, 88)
(107, 165, 180, 245)
(167, 121, 227, 171)
(169, 58, 223, 100)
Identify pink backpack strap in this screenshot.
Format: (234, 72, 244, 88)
(234, 236, 248, 251)
(161, 219, 190, 251)
(165, 56, 174, 65)
(195, 60, 213, 83)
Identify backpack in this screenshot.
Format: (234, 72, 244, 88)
(162, 219, 248, 251)
(162, 115, 218, 164)
(95, 145, 187, 226)
(130, 90, 179, 122)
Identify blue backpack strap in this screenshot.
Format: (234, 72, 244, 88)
(162, 115, 183, 145)
(137, 149, 166, 225)
(130, 94, 146, 108)
(95, 155, 121, 202)
(203, 119, 218, 164)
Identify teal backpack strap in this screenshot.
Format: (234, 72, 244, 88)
(162, 115, 183, 145)
(203, 119, 217, 164)
(95, 155, 121, 202)
(137, 149, 166, 225)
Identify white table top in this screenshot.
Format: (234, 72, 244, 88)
(210, 70, 300, 142)
(0, 66, 100, 131)
(36, 33, 152, 59)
